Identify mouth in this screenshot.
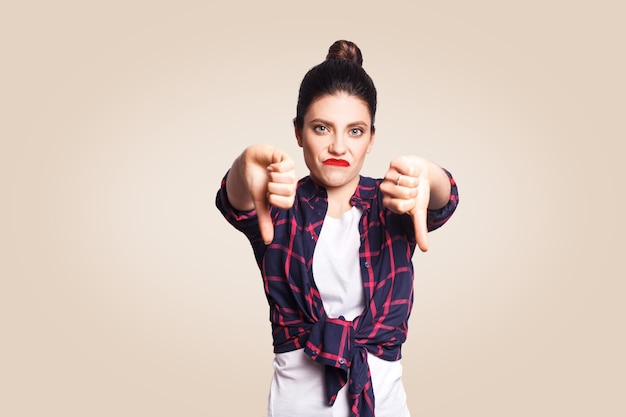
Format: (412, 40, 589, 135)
(323, 158, 350, 167)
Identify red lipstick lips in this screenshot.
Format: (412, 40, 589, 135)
(324, 158, 350, 167)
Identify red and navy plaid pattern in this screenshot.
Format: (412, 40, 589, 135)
(216, 172, 458, 417)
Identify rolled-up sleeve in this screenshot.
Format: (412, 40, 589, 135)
(426, 169, 459, 232)
(215, 171, 262, 242)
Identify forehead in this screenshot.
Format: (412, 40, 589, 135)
(305, 93, 371, 125)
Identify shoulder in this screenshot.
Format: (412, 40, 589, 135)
(353, 175, 383, 202)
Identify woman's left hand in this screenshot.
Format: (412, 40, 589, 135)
(380, 155, 432, 252)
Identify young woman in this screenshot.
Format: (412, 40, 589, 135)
(216, 40, 459, 417)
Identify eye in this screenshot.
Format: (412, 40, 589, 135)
(349, 128, 364, 136)
(314, 125, 328, 133)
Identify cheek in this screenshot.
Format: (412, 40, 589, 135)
(356, 142, 372, 157)
(301, 143, 318, 162)
(303, 139, 322, 154)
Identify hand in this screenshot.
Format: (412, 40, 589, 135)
(241, 145, 297, 244)
(380, 156, 431, 252)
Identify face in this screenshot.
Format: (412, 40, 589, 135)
(295, 92, 375, 193)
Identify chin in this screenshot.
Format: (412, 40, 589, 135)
(320, 174, 358, 189)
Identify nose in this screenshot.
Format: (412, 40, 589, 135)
(328, 133, 347, 155)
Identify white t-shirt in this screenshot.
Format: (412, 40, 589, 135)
(267, 207, 410, 417)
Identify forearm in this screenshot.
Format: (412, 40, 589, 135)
(427, 162, 452, 210)
(225, 152, 255, 212)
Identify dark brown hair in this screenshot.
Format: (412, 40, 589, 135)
(294, 40, 377, 132)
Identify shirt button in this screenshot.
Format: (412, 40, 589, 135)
(364, 262, 370, 268)
(338, 358, 345, 365)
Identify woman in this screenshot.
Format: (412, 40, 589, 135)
(216, 40, 459, 417)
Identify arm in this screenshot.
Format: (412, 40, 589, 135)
(225, 144, 297, 244)
(380, 156, 456, 252)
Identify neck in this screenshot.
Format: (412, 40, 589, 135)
(325, 177, 359, 218)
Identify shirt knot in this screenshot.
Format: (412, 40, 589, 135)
(304, 316, 375, 417)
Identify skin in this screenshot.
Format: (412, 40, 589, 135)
(225, 92, 451, 251)
(295, 93, 376, 218)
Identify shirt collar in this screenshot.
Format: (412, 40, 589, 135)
(299, 176, 378, 210)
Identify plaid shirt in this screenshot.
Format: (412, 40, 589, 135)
(216, 172, 458, 417)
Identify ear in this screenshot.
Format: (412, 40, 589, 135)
(366, 127, 376, 153)
(293, 118, 303, 147)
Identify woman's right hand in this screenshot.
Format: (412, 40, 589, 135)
(226, 144, 297, 244)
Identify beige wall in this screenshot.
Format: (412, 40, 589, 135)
(2, 1, 624, 416)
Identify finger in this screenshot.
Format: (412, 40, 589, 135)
(382, 196, 417, 214)
(253, 197, 274, 245)
(384, 168, 415, 184)
(268, 193, 295, 209)
(267, 180, 296, 196)
(384, 182, 419, 201)
(268, 152, 295, 172)
(383, 170, 402, 186)
(388, 156, 417, 178)
(267, 182, 296, 210)
(413, 207, 428, 252)
(394, 174, 418, 188)
(267, 168, 297, 184)
(412, 178, 431, 252)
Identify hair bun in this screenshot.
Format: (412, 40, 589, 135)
(326, 40, 363, 67)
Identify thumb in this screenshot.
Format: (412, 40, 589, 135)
(252, 194, 274, 245)
(412, 177, 430, 252)
(412, 206, 429, 252)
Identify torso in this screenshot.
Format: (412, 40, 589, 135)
(267, 206, 410, 417)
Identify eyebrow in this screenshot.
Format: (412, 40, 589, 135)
(308, 118, 370, 128)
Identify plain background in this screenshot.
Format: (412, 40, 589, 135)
(2, 1, 624, 416)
